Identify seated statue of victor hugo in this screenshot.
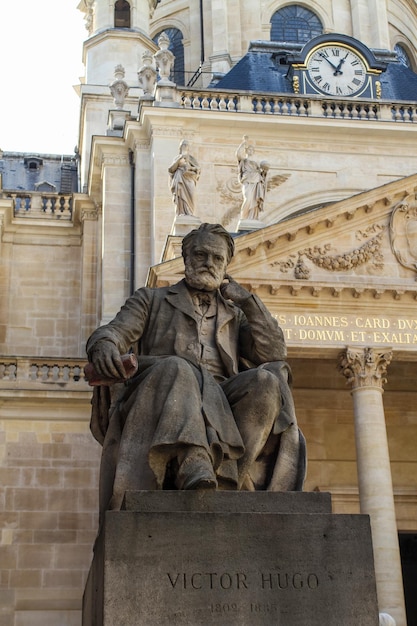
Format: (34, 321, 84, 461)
(86, 223, 306, 517)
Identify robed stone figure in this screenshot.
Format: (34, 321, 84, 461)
(168, 140, 200, 216)
(87, 224, 305, 519)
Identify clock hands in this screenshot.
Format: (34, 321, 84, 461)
(308, 46, 366, 95)
(318, 51, 349, 76)
(318, 52, 339, 72)
(334, 52, 349, 75)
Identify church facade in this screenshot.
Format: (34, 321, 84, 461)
(0, 1, 416, 624)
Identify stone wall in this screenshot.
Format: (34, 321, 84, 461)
(0, 408, 98, 626)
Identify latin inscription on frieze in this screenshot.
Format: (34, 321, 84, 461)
(275, 312, 417, 348)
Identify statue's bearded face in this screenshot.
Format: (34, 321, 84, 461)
(184, 235, 229, 291)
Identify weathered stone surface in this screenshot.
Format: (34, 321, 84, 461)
(122, 490, 331, 514)
(87, 224, 305, 512)
(83, 492, 378, 626)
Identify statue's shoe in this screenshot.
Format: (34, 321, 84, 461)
(183, 472, 217, 490)
(176, 448, 218, 490)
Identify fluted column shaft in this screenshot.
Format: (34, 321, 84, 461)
(338, 347, 406, 626)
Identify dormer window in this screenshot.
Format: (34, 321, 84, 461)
(394, 44, 413, 69)
(114, 0, 130, 28)
(34, 181, 57, 193)
(24, 157, 43, 171)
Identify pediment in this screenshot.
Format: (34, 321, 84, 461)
(148, 174, 417, 357)
(34, 180, 57, 192)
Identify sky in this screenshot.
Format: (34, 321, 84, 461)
(0, 1, 86, 155)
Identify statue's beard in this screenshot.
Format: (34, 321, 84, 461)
(184, 264, 223, 291)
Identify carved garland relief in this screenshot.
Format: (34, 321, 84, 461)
(271, 226, 384, 279)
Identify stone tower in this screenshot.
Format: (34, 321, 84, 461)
(76, 0, 156, 186)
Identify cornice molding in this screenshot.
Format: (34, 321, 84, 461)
(101, 153, 130, 166)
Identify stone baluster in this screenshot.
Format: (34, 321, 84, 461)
(338, 347, 406, 626)
(209, 96, 219, 110)
(35, 364, 44, 381)
(43, 197, 51, 214)
(181, 93, 191, 108)
(227, 96, 237, 112)
(0, 362, 17, 380)
(192, 95, 201, 109)
(218, 96, 227, 110)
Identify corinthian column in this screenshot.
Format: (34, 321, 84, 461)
(338, 347, 406, 626)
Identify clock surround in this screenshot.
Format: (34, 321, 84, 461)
(288, 34, 386, 98)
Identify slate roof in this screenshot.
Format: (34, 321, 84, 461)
(0, 152, 78, 193)
(215, 45, 417, 102)
(214, 49, 293, 94)
(379, 62, 417, 101)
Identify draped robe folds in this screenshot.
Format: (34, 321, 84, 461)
(87, 280, 306, 517)
(238, 158, 267, 220)
(168, 155, 200, 215)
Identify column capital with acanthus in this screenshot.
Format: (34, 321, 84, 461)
(338, 346, 393, 390)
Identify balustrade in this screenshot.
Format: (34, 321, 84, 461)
(180, 91, 239, 112)
(390, 104, 416, 122)
(179, 88, 417, 125)
(321, 101, 379, 120)
(7, 192, 73, 219)
(0, 357, 88, 386)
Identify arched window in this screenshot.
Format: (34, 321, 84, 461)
(271, 5, 323, 43)
(114, 0, 131, 28)
(153, 27, 185, 85)
(394, 44, 412, 69)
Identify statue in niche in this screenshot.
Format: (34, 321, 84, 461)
(236, 136, 270, 221)
(86, 223, 305, 521)
(168, 140, 201, 216)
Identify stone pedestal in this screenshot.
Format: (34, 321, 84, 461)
(106, 109, 131, 133)
(171, 214, 202, 236)
(237, 218, 266, 232)
(83, 491, 379, 626)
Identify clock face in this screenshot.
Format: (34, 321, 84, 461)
(306, 45, 367, 96)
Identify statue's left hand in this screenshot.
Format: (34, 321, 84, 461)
(220, 274, 252, 305)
